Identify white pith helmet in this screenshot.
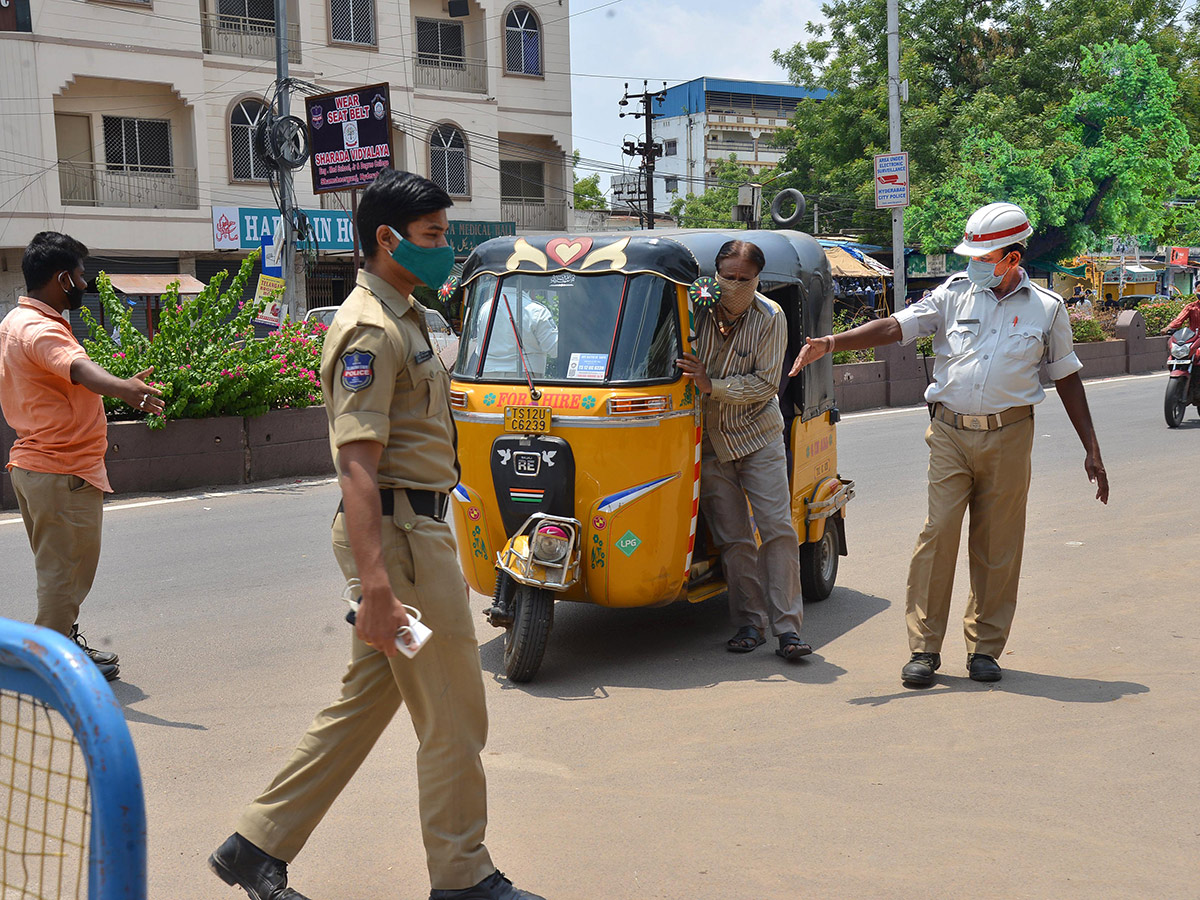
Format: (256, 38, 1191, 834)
(954, 202, 1033, 257)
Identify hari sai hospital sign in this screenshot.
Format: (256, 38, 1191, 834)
(212, 207, 515, 256)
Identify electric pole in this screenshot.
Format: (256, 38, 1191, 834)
(619, 81, 667, 229)
(274, 0, 297, 319)
(886, 0, 906, 309)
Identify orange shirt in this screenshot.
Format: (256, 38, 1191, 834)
(0, 297, 111, 491)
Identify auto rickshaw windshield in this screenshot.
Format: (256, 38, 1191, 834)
(453, 271, 682, 384)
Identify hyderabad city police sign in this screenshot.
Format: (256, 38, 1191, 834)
(873, 152, 910, 209)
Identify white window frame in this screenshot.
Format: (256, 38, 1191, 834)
(503, 4, 542, 77)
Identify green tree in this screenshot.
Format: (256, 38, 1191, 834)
(572, 150, 607, 211)
(771, 0, 1200, 255)
(667, 156, 785, 229)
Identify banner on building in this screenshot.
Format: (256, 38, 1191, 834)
(305, 83, 393, 194)
(212, 207, 513, 256)
(252, 274, 287, 327)
(1169, 246, 1189, 266)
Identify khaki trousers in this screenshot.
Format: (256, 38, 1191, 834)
(10, 467, 103, 636)
(236, 493, 493, 891)
(700, 435, 804, 637)
(905, 415, 1035, 658)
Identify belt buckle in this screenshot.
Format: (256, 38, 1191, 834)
(963, 415, 986, 431)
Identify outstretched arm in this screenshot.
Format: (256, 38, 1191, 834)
(788, 316, 903, 376)
(1054, 372, 1108, 504)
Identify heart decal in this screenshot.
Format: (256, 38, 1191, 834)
(546, 237, 593, 266)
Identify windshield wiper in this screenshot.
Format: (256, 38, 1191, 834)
(501, 294, 542, 403)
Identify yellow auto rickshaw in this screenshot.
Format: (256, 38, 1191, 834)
(446, 228, 854, 681)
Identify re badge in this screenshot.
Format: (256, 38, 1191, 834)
(341, 350, 375, 392)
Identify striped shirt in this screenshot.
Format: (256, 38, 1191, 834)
(695, 293, 787, 463)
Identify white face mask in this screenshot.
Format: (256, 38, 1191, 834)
(966, 256, 1008, 289)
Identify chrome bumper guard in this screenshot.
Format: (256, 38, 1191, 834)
(496, 513, 582, 592)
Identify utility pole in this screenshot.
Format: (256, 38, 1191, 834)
(620, 81, 667, 229)
(886, 0, 906, 309)
(274, 0, 297, 319)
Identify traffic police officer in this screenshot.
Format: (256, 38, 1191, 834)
(210, 170, 545, 900)
(789, 202, 1109, 685)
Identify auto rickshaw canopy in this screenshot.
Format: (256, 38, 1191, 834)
(459, 234, 700, 287)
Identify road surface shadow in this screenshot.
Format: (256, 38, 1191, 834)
(479, 588, 889, 699)
(109, 681, 208, 730)
(847, 669, 1150, 707)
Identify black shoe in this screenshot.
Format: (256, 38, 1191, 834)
(209, 833, 311, 900)
(430, 870, 546, 900)
(96, 660, 120, 682)
(70, 624, 119, 667)
(901, 652, 941, 685)
(968, 653, 1002, 682)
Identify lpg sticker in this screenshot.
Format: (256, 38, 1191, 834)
(616, 530, 642, 557)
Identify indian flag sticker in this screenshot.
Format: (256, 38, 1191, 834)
(616, 530, 641, 557)
(510, 488, 546, 503)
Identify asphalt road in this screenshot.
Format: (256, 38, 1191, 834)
(1, 372, 1196, 900)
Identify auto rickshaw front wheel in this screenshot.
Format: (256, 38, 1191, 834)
(800, 523, 839, 601)
(504, 584, 554, 682)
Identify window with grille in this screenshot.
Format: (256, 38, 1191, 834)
(102, 116, 172, 173)
(330, 0, 375, 45)
(504, 6, 541, 75)
(416, 18, 464, 66)
(664, 176, 679, 193)
(499, 160, 544, 202)
(219, 0, 274, 22)
(230, 99, 271, 181)
(430, 125, 469, 196)
(664, 139, 677, 156)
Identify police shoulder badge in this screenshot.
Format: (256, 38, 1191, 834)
(341, 350, 375, 392)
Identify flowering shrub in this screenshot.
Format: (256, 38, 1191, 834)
(1069, 309, 1107, 342)
(80, 253, 326, 429)
(1137, 297, 1188, 335)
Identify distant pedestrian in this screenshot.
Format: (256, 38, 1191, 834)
(0, 232, 165, 681)
(789, 202, 1108, 686)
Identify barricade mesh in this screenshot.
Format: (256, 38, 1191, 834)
(0, 690, 89, 900)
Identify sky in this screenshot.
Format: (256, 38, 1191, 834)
(566, 0, 828, 195)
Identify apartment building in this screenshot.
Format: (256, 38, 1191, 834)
(0, 0, 573, 320)
(628, 76, 825, 209)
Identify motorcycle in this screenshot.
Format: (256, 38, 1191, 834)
(1164, 324, 1199, 428)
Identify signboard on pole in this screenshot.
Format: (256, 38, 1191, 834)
(1169, 246, 1189, 266)
(304, 83, 393, 193)
(873, 152, 909, 209)
(252, 273, 287, 327)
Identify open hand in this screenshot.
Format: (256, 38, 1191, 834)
(1085, 451, 1109, 504)
(675, 352, 712, 395)
(121, 366, 165, 415)
(788, 336, 834, 377)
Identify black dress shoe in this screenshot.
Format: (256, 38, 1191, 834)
(209, 833, 311, 900)
(968, 653, 1002, 682)
(95, 661, 120, 682)
(901, 652, 941, 685)
(430, 870, 546, 900)
(71, 624, 119, 667)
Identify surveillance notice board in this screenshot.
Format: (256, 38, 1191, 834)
(305, 83, 393, 193)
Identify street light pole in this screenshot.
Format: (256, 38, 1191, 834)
(274, 0, 297, 320)
(886, 0, 906, 310)
(619, 82, 667, 230)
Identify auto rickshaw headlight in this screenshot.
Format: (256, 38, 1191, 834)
(531, 524, 571, 564)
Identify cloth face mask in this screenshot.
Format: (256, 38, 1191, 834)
(387, 226, 456, 289)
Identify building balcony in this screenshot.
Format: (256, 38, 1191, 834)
(201, 12, 301, 63)
(58, 162, 199, 210)
(414, 55, 488, 93)
(501, 199, 568, 232)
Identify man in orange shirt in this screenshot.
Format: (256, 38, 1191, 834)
(0, 232, 164, 681)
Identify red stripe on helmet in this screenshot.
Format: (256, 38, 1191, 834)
(965, 222, 1030, 243)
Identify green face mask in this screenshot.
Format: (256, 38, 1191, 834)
(387, 226, 455, 289)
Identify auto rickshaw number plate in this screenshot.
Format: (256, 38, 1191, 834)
(504, 405, 551, 434)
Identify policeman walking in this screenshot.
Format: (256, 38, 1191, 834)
(789, 202, 1109, 685)
(210, 170, 544, 900)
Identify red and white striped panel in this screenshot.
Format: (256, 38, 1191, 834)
(683, 419, 702, 579)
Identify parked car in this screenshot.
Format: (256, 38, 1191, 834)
(304, 305, 459, 367)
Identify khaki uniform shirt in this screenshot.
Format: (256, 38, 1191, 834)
(893, 270, 1082, 415)
(695, 293, 787, 463)
(320, 269, 458, 491)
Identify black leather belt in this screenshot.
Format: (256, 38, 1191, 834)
(337, 488, 449, 522)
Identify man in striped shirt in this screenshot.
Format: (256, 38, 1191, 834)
(676, 240, 812, 661)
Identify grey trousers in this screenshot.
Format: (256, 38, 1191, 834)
(700, 434, 804, 636)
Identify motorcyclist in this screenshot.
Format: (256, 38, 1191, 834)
(1163, 298, 1200, 333)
